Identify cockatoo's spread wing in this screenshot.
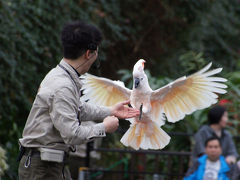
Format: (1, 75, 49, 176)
(81, 73, 131, 106)
(150, 62, 227, 123)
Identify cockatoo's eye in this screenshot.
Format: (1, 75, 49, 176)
(141, 78, 143, 81)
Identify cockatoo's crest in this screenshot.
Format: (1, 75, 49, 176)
(133, 59, 146, 77)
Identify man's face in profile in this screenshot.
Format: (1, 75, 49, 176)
(205, 139, 222, 162)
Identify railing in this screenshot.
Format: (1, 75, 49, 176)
(88, 148, 191, 180)
(78, 132, 193, 180)
(78, 132, 240, 180)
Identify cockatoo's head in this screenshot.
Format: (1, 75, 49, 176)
(133, 59, 149, 89)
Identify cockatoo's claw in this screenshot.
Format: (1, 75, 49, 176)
(139, 103, 143, 120)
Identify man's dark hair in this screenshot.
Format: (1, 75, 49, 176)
(205, 136, 221, 147)
(61, 21, 102, 60)
(208, 105, 226, 125)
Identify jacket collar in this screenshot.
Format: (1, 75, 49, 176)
(59, 59, 83, 90)
(198, 155, 230, 173)
(198, 154, 208, 164)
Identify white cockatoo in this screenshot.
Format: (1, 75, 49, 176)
(81, 59, 227, 150)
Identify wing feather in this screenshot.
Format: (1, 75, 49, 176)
(81, 73, 131, 106)
(201, 68, 222, 77)
(150, 63, 227, 123)
(195, 62, 212, 74)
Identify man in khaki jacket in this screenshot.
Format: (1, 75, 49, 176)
(18, 21, 139, 180)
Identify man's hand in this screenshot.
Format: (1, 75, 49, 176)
(225, 156, 236, 164)
(103, 116, 119, 133)
(111, 100, 140, 119)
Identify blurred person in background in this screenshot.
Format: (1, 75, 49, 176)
(184, 137, 231, 180)
(192, 105, 238, 165)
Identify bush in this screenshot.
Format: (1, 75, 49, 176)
(0, 146, 8, 178)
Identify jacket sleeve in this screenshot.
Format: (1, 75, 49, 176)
(225, 132, 239, 158)
(79, 102, 111, 122)
(49, 88, 106, 145)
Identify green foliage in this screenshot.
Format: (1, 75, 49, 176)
(184, 0, 240, 69)
(145, 0, 240, 78)
(179, 51, 207, 75)
(0, 146, 8, 178)
(221, 78, 240, 136)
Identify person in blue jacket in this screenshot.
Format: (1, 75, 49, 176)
(184, 136, 230, 180)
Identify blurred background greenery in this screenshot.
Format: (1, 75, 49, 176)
(0, 0, 240, 179)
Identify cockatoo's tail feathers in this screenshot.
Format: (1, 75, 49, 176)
(150, 62, 227, 123)
(81, 73, 131, 106)
(120, 121, 170, 150)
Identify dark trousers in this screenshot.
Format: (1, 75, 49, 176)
(68, 156, 86, 180)
(18, 155, 72, 180)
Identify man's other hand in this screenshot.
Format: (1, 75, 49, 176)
(103, 116, 119, 133)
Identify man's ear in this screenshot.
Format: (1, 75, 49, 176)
(85, 50, 91, 60)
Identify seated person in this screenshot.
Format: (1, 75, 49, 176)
(192, 105, 238, 164)
(184, 137, 230, 180)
